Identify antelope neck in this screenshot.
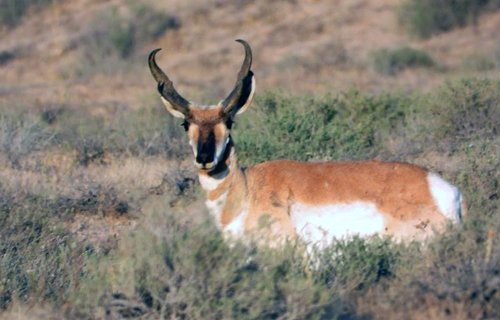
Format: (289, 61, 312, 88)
(198, 138, 248, 227)
(199, 137, 239, 198)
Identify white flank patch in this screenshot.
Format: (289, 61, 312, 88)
(290, 202, 385, 248)
(427, 173, 461, 223)
(224, 209, 248, 237)
(205, 191, 228, 226)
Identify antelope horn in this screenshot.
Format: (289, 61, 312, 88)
(221, 39, 253, 114)
(148, 48, 191, 116)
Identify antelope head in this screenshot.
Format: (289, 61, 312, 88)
(148, 39, 256, 171)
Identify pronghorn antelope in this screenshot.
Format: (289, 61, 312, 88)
(148, 40, 464, 246)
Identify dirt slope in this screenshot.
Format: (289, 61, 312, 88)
(1, 0, 499, 112)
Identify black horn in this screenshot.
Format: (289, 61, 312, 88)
(148, 48, 191, 116)
(221, 39, 254, 115)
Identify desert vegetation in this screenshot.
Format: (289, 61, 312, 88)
(1, 79, 498, 319)
(0, 0, 499, 319)
(371, 46, 435, 75)
(398, 0, 500, 38)
(0, 0, 56, 27)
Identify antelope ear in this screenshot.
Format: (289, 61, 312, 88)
(235, 72, 256, 115)
(161, 96, 186, 119)
(221, 71, 256, 117)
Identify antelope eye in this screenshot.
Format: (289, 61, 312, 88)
(181, 120, 190, 131)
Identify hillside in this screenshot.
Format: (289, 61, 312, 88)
(1, 0, 499, 107)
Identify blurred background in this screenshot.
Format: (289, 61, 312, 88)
(1, 0, 499, 107)
(0, 1, 499, 319)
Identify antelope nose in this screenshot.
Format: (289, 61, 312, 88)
(196, 153, 210, 165)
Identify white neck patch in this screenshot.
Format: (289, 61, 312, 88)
(198, 167, 230, 191)
(205, 191, 228, 227)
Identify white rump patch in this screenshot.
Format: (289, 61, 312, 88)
(290, 202, 385, 248)
(427, 173, 462, 223)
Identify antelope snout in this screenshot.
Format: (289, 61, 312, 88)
(195, 152, 216, 170)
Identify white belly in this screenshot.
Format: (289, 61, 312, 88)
(290, 201, 385, 248)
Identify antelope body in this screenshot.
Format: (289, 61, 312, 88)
(148, 40, 464, 246)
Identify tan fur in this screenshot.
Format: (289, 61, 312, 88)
(189, 107, 225, 124)
(187, 107, 229, 147)
(199, 152, 451, 240)
(165, 103, 457, 241)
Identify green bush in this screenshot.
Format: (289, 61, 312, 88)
(398, 0, 498, 39)
(422, 78, 499, 145)
(83, 4, 180, 60)
(360, 217, 500, 319)
(0, 0, 55, 27)
(234, 90, 409, 165)
(462, 54, 497, 71)
(61, 3, 181, 79)
(372, 46, 435, 75)
(78, 203, 403, 319)
(314, 236, 405, 289)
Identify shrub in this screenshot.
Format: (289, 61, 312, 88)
(359, 219, 500, 319)
(62, 3, 181, 79)
(0, 0, 55, 28)
(462, 54, 497, 71)
(0, 112, 55, 167)
(424, 78, 499, 143)
(131, 3, 181, 42)
(234, 90, 409, 165)
(398, 0, 498, 39)
(0, 51, 14, 66)
(0, 190, 93, 310)
(76, 203, 355, 319)
(372, 46, 435, 75)
(314, 236, 405, 290)
(276, 39, 348, 72)
(81, 4, 180, 60)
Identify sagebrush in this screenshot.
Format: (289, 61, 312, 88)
(0, 79, 498, 319)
